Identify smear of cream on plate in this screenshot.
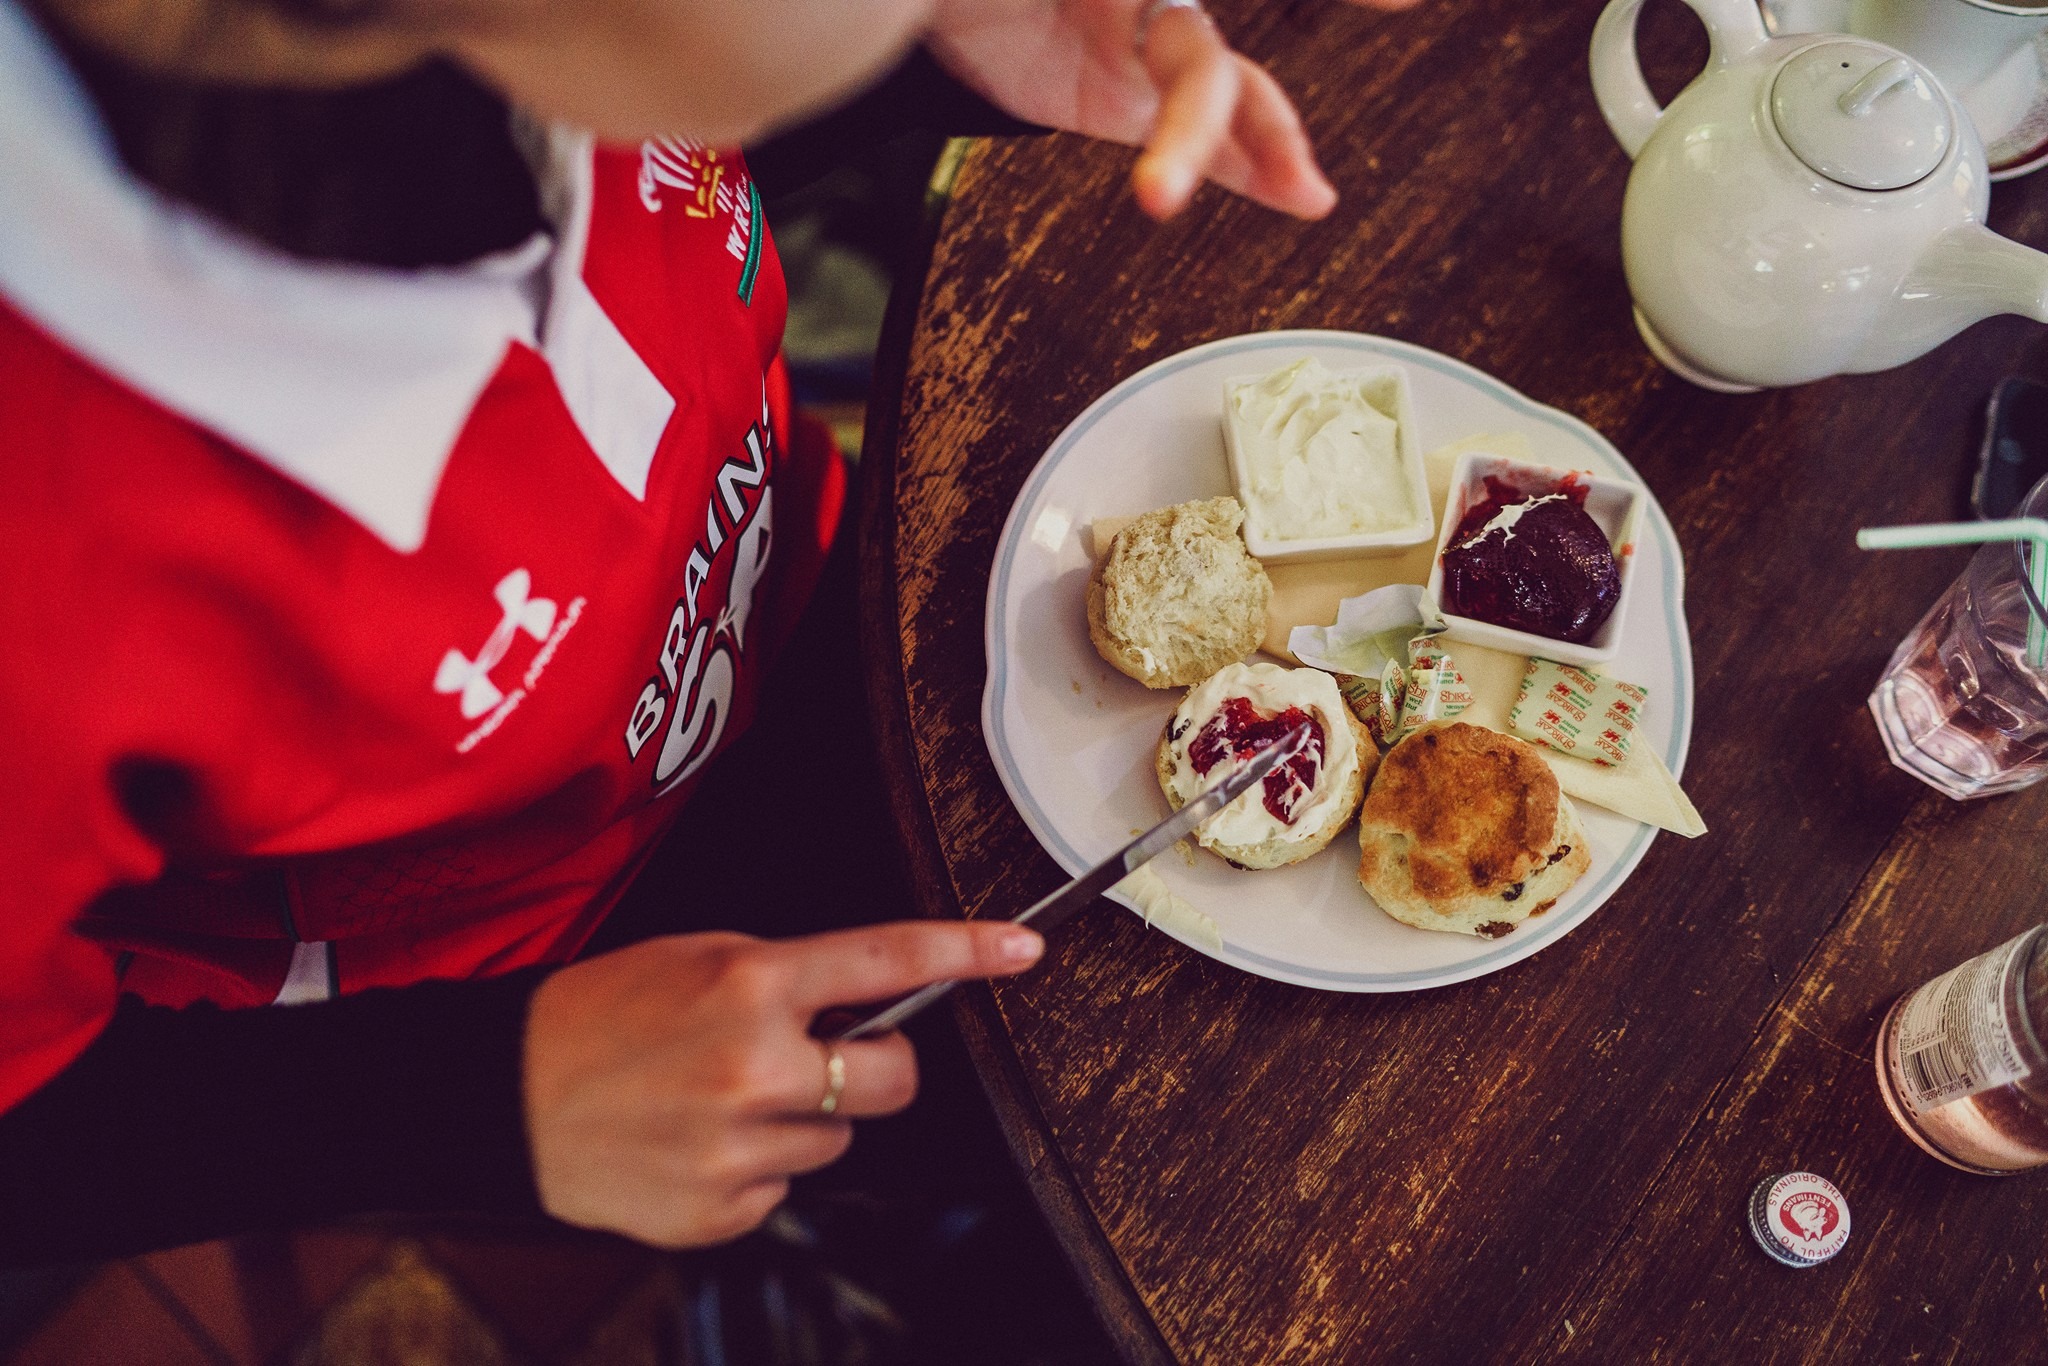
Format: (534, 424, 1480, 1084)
(1114, 865, 1224, 954)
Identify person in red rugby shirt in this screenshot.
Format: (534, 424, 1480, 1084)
(0, 0, 1416, 1259)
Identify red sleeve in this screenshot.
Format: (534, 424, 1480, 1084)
(0, 362, 158, 1110)
(1, 299, 380, 1109)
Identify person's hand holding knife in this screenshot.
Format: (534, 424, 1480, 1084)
(525, 920, 1044, 1248)
(527, 723, 1308, 1248)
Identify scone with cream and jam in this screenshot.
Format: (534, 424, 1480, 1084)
(1089, 497, 1270, 689)
(1357, 722, 1591, 938)
(1155, 662, 1374, 870)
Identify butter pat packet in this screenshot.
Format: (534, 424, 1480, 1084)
(1340, 634, 1474, 748)
(1287, 584, 1469, 745)
(1401, 636, 1474, 740)
(1510, 658, 1648, 767)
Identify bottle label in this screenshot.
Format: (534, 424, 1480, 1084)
(1891, 934, 2035, 1111)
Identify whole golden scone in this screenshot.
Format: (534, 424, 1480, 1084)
(1087, 497, 1270, 689)
(1153, 662, 1377, 870)
(1356, 721, 1591, 938)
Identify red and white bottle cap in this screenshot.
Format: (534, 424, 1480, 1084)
(1748, 1172, 1851, 1267)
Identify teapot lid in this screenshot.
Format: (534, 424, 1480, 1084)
(1771, 42, 1952, 191)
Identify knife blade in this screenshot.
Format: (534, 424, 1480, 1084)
(828, 720, 1312, 1041)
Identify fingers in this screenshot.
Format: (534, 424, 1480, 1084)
(1135, 4, 1240, 219)
(822, 1035, 920, 1117)
(775, 919, 1044, 1012)
(1219, 56, 1337, 220)
(743, 1119, 856, 1181)
(1132, 11, 1337, 221)
(747, 1032, 921, 1119)
(701, 1180, 789, 1245)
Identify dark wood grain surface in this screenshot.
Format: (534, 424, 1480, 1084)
(857, 2, 2048, 1361)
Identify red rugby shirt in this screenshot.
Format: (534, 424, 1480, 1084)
(0, 44, 842, 1115)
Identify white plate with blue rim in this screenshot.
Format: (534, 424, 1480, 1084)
(980, 330, 1694, 991)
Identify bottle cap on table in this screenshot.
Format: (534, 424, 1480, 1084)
(1748, 1172, 1851, 1268)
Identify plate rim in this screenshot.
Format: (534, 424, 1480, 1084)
(979, 328, 1694, 991)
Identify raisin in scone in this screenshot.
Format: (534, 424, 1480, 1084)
(1088, 497, 1270, 689)
(1155, 662, 1375, 870)
(1357, 722, 1590, 938)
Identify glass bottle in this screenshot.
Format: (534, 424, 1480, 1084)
(1876, 925, 2048, 1174)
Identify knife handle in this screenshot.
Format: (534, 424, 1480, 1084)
(822, 977, 959, 1041)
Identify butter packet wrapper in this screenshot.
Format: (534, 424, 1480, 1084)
(1510, 659, 1648, 766)
(1386, 634, 1473, 745)
(1329, 671, 1393, 734)
(1288, 585, 1470, 746)
(1332, 648, 1424, 746)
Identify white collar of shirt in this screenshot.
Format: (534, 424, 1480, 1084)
(0, 0, 600, 553)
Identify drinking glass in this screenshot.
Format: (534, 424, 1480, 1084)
(1868, 475, 2048, 799)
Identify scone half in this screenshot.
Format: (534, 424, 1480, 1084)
(1155, 662, 1377, 870)
(1357, 722, 1592, 938)
(1088, 497, 1271, 689)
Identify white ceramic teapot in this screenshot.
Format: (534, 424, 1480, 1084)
(1592, 0, 2048, 390)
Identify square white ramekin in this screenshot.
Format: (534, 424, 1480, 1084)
(1222, 365, 1434, 562)
(1425, 451, 1643, 668)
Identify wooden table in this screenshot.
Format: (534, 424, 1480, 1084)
(856, 2, 2048, 1359)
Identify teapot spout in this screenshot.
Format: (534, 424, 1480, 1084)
(1870, 225, 2048, 372)
(1907, 224, 2048, 324)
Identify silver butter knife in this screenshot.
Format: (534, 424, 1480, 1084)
(830, 720, 1312, 1041)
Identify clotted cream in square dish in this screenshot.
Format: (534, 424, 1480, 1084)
(1222, 356, 1433, 562)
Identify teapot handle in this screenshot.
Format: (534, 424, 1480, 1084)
(1590, 0, 1770, 159)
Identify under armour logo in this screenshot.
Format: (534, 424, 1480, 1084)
(435, 569, 557, 720)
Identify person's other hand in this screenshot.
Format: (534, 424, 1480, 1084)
(926, 0, 1425, 221)
(523, 921, 1043, 1247)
